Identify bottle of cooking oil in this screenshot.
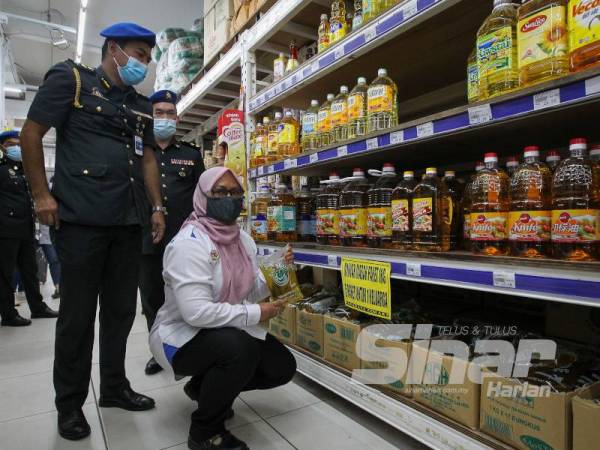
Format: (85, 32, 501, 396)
(379, 0, 395, 14)
(509, 146, 552, 257)
(268, 184, 297, 242)
(331, 85, 349, 144)
(252, 184, 271, 241)
(461, 161, 486, 251)
(330, 1, 348, 45)
(318, 14, 331, 53)
(591, 144, 600, 203)
(266, 113, 281, 163)
(467, 47, 481, 103)
(506, 155, 519, 177)
(296, 185, 316, 242)
(412, 168, 451, 252)
(339, 168, 371, 247)
(363, 0, 380, 23)
(252, 120, 266, 168)
(273, 52, 287, 82)
(443, 170, 462, 250)
(367, 68, 398, 133)
(278, 110, 300, 158)
(318, 93, 335, 148)
(470, 153, 510, 255)
(551, 138, 598, 260)
(285, 40, 300, 74)
(301, 100, 320, 152)
(392, 171, 416, 250)
(367, 163, 399, 248)
(347, 77, 368, 139)
(568, 0, 600, 72)
(353, 0, 364, 29)
(316, 172, 342, 245)
(517, 0, 569, 87)
(546, 150, 561, 172)
(477, 0, 519, 99)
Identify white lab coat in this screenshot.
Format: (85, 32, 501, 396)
(149, 224, 270, 374)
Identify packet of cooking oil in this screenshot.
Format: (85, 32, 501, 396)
(259, 245, 304, 303)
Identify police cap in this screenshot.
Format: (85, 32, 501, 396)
(0, 129, 19, 144)
(149, 90, 178, 105)
(100, 22, 156, 48)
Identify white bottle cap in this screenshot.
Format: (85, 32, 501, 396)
(340, 85, 348, 94)
(263, 116, 270, 123)
(329, 171, 340, 181)
(352, 168, 365, 177)
(404, 171, 414, 179)
(275, 112, 282, 119)
(484, 152, 498, 163)
(382, 163, 395, 174)
(444, 170, 455, 177)
(425, 167, 437, 175)
(327, 93, 335, 101)
(311, 99, 319, 107)
(358, 77, 366, 84)
(378, 68, 387, 77)
(569, 137, 587, 151)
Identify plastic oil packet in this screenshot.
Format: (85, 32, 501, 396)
(259, 245, 304, 303)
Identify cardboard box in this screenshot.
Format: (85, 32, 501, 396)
(230, 0, 251, 36)
(573, 383, 600, 450)
(204, 0, 234, 64)
(323, 315, 367, 371)
(411, 342, 481, 429)
(269, 304, 296, 346)
(295, 309, 324, 357)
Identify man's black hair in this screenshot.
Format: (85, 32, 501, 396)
(101, 38, 130, 60)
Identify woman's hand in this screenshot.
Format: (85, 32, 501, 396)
(259, 299, 286, 321)
(284, 245, 294, 265)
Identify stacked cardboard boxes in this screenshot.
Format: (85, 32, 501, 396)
(204, 0, 234, 64)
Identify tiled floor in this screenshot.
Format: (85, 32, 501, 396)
(0, 282, 429, 450)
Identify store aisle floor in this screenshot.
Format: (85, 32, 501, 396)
(0, 282, 428, 450)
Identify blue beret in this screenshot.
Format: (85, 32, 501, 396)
(100, 22, 156, 47)
(149, 90, 178, 105)
(0, 130, 19, 144)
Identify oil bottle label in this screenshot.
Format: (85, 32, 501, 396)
(348, 93, 366, 120)
(392, 199, 410, 232)
(268, 206, 281, 233)
(463, 213, 471, 239)
(267, 133, 278, 155)
(252, 213, 268, 236)
(467, 62, 480, 102)
(281, 206, 296, 232)
(331, 101, 348, 127)
(508, 211, 551, 241)
(302, 113, 317, 135)
(518, 6, 568, 69)
(413, 198, 433, 232)
(330, 20, 347, 42)
(477, 27, 514, 80)
(317, 209, 339, 235)
(551, 209, 599, 242)
(298, 214, 316, 236)
(367, 85, 394, 113)
(339, 208, 368, 236)
(318, 109, 332, 132)
(568, 0, 600, 52)
(470, 212, 508, 241)
(278, 123, 297, 145)
(367, 207, 392, 237)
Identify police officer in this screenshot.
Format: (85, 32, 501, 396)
(20, 23, 166, 441)
(0, 130, 58, 326)
(140, 90, 205, 376)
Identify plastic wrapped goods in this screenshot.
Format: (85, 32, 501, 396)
(156, 28, 189, 52)
(259, 246, 304, 303)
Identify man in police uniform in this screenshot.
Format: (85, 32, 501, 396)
(20, 23, 166, 441)
(140, 90, 205, 376)
(0, 130, 58, 326)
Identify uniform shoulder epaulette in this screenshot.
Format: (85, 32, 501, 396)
(66, 59, 96, 74)
(181, 140, 200, 149)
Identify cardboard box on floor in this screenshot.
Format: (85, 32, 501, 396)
(204, 0, 234, 64)
(296, 309, 324, 357)
(323, 315, 368, 371)
(269, 304, 296, 346)
(573, 383, 600, 450)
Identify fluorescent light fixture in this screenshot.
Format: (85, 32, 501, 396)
(4, 86, 25, 94)
(75, 0, 88, 63)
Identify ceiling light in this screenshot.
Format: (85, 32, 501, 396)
(75, 1, 88, 63)
(4, 86, 25, 94)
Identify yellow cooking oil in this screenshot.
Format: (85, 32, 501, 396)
(266, 113, 281, 164)
(331, 85, 349, 144)
(330, 1, 348, 45)
(367, 68, 398, 133)
(363, 0, 380, 23)
(467, 47, 480, 103)
(318, 93, 335, 148)
(348, 77, 368, 139)
(301, 100, 320, 152)
(278, 111, 300, 158)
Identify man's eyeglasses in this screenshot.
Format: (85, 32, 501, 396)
(211, 187, 244, 198)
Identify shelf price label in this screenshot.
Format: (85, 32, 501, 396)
(390, 130, 404, 145)
(533, 89, 560, 110)
(267, 165, 275, 174)
(250, 169, 256, 178)
(416, 122, 434, 138)
(585, 75, 600, 96)
(403, 1, 418, 20)
(327, 255, 338, 267)
(406, 263, 421, 277)
(341, 257, 392, 320)
(283, 158, 298, 170)
(337, 145, 348, 157)
(364, 24, 377, 43)
(311, 59, 320, 74)
(309, 152, 319, 164)
(468, 104, 493, 125)
(334, 46, 344, 60)
(257, 166, 265, 176)
(493, 271, 516, 289)
(366, 138, 378, 150)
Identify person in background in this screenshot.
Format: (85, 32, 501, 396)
(20, 23, 165, 441)
(38, 177, 60, 299)
(0, 130, 58, 327)
(139, 89, 205, 376)
(150, 167, 296, 450)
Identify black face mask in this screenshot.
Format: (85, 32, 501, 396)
(206, 197, 244, 224)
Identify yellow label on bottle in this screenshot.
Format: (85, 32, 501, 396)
(254, 136, 264, 157)
(267, 132, 278, 155)
(470, 212, 508, 241)
(551, 208, 600, 242)
(508, 210, 551, 241)
(348, 93, 366, 120)
(331, 100, 348, 127)
(367, 85, 394, 113)
(467, 62, 480, 102)
(278, 123, 297, 145)
(477, 26, 514, 79)
(392, 199, 410, 232)
(317, 209, 339, 235)
(463, 213, 471, 239)
(367, 207, 392, 237)
(518, 6, 568, 69)
(413, 198, 433, 232)
(318, 109, 332, 133)
(339, 208, 367, 236)
(330, 20, 347, 43)
(568, 0, 600, 52)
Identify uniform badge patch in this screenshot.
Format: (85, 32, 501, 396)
(210, 249, 219, 261)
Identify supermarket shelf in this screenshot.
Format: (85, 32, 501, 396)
(249, 70, 600, 179)
(257, 243, 600, 308)
(290, 346, 498, 450)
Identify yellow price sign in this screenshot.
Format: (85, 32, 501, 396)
(341, 257, 391, 320)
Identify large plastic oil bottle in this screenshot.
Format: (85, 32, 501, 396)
(318, 14, 330, 54)
(517, 0, 569, 87)
(301, 100, 320, 152)
(546, 150, 561, 172)
(591, 144, 600, 204)
(278, 110, 300, 158)
(347, 77, 368, 139)
(266, 114, 281, 164)
(367, 163, 399, 248)
(367, 68, 398, 133)
(252, 119, 266, 167)
(391, 171, 416, 250)
(268, 184, 297, 242)
(339, 168, 371, 247)
(467, 47, 480, 103)
(252, 185, 271, 242)
(443, 170, 463, 250)
(477, 0, 519, 99)
(508, 146, 553, 257)
(318, 93, 335, 148)
(470, 153, 510, 255)
(316, 172, 342, 245)
(551, 138, 598, 260)
(462, 161, 485, 251)
(353, 0, 364, 29)
(362, 0, 380, 23)
(568, 0, 600, 72)
(506, 155, 519, 177)
(331, 85, 349, 144)
(412, 168, 451, 252)
(330, 1, 348, 45)
(296, 185, 316, 242)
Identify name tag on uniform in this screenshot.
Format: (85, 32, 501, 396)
(171, 158, 195, 166)
(134, 135, 144, 156)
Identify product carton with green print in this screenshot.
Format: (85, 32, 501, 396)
(323, 315, 368, 371)
(573, 383, 600, 450)
(269, 304, 296, 346)
(295, 309, 324, 357)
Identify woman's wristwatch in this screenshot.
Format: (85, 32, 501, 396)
(152, 206, 167, 214)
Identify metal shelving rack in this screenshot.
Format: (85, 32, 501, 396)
(176, 1, 600, 448)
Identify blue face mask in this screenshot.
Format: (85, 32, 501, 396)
(154, 118, 177, 140)
(6, 145, 22, 162)
(114, 45, 148, 86)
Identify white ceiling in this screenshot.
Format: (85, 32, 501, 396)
(2, 0, 204, 94)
